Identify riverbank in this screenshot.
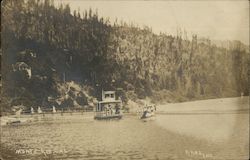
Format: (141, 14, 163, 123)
(127, 96, 249, 113)
(157, 96, 249, 113)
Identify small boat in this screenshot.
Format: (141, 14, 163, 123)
(94, 90, 123, 120)
(1, 107, 33, 126)
(5, 117, 33, 125)
(0, 117, 20, 126)
(140, 105, 156, 119)
(6, 108, 23, 125)
(6, 119, 21, 125)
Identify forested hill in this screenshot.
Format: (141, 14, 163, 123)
(1, 0, 249, 111)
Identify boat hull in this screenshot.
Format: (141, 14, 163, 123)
(140, 112, 155, 119)
(6, 120, 21, 125)
(94, 114, 122, 120)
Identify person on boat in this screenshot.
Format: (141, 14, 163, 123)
(108, 105, 112, 115)
(141, 107, 149, 119)
(151, 106, 154, 112)
(109, 105, 113, 115)
(115, 104, 120, 114)
(105, 106, 108, 116)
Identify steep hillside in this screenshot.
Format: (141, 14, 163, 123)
(1, 0, 249, 111)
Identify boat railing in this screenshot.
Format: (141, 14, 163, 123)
(95, 109, 122, 116)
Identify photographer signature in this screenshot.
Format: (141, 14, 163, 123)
(185, 149, 213, 159)
(15, 148, 68, 156)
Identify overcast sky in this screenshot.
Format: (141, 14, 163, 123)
(54, 0, 249, 44)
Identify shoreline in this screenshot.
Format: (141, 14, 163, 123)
(1, 96, 248, 117)
(128, 96, 249, 113)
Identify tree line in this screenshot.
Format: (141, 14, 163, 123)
(1, 0, 249, 110)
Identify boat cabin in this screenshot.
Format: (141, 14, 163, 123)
(102, 91, 116, 102)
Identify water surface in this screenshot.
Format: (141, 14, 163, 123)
(1, 98, 249, 160)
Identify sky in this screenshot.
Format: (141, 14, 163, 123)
(54, 0, 249, 44)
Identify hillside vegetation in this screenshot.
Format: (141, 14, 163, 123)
(1, 0, 249, 111)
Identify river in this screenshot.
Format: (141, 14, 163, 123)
(0, 97, 249, 160)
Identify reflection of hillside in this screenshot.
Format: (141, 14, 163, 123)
(1, 0, 249, 111)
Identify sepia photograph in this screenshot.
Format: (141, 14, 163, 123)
(0, 0, 249, 159)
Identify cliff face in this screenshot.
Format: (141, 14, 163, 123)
(1, 0, 249, 110)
